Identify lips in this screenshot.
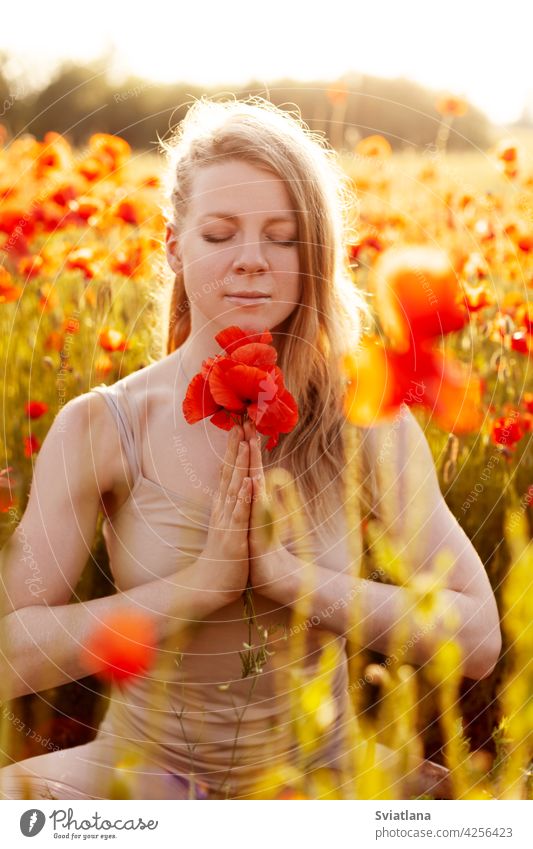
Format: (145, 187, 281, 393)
(224, 295, 271, 306)
(226, 292, 271, 298)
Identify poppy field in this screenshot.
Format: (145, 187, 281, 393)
(0, 118, 532, 800)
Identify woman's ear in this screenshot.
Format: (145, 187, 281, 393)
(165, 222, 182, 274)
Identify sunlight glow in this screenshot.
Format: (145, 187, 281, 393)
(1, 0, 531, 126)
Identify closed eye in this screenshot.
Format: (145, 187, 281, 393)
(202, 235, 297, 247)
(202, 235, 231, 243)
(270, 238, 298, 247)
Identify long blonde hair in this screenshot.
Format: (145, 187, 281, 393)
(158, 96, 373, 540)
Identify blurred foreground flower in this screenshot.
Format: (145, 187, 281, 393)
(372, 245, 469, 353)
(342, 246, 484, 433)
(80, 609, 157, 682)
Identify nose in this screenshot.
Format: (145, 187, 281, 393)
(232, 237, 269, 274)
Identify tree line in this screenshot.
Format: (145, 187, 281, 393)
(0, 52, 494, 152)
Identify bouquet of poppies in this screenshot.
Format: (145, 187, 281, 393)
(182, 325, 298, 446)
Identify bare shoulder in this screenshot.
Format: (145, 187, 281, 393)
(361, 406, 438, 485)
(117, 357, 178, 419)
(63, 390, 126, 496)
(91, 357, 199, 506)
(359, 407, 444, 537)
(83, 363, 166, 516)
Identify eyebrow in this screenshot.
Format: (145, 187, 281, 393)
(198, 212, 296, 224)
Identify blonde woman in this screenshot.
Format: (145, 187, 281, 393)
(0, 97, 501, 800)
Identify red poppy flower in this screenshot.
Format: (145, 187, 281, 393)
(63, 316, 80, 335)
(80, 609, 157, 683)
(355, 135, 393, 159)
(435, 94, 468, 117)
(25, 401, 48, 419)
(521, 412, 533, 433)
(344, 245, 485, 435)
(490, 413, 524, 449)
(372, 246, 469, 353)
(89, 133, 131, 171)
(66, 247, 101, 279)
(113, 199, 140, 225)
(0, 466, 17, 512)
(44, 331, 64, 352)
(182, 325, 298, 450)
(94, 354, 114, 377)
(76, 156, 108, 183)
(24, 434, 40, 457)
(50, 183, 78, 207)
(494, 139, 519, 165)
(99, 328, 130, 352)
(522, 392, 533, 414)
(510, 331, 531, 355)
(342, 335, 406, 427)
(67, 196, 103, 223)
(515, 304, 533, 333)
(0, 207, 36, 239)
(110, 242, 147, 278)
(461, 282, 493, 314)
(348, 233, 386, 262)
(0, 279, 22, 303)
(17, 254, 44, 279)
(342, 337, 484, 435)
(407, 346, 485, 434)
(326, 81, 348, 106)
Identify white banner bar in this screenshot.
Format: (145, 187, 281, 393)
(2, 799, 532, 847)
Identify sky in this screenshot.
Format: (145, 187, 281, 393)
(1, 0, 532, 126)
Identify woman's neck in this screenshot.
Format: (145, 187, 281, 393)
(172, 319, 284, 381)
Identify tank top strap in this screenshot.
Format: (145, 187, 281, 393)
(89, 381, 144, 481)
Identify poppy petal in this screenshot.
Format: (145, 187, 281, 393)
(200, 356, 219, 379)
(210, 409, 236, 430)
(209, 362, 271, 410)
(373, 246, 469, 352)
(215, 325, 273, 354)
(182, 373, 220, 423)
(230, 342, 277, 368)
(341, 336, 403, 426)
(414, 348, 485, 434)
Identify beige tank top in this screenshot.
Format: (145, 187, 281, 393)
(89, 378, 361, 797)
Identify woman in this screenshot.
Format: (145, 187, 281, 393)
(0, 97, 501, 800)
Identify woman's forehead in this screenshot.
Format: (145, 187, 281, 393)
(188, 161, 296, 217)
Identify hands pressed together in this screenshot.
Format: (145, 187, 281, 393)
(202, 419, 286, 601)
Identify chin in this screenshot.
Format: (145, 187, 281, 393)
(213, 305, 295, 338)
(217, 313, 274, 334)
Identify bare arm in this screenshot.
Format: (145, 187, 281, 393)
(0, 393, 235, 701)
(264, 546, 500, 679)
(258, 408, 502, 680)
(1, 558, 234, 700)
